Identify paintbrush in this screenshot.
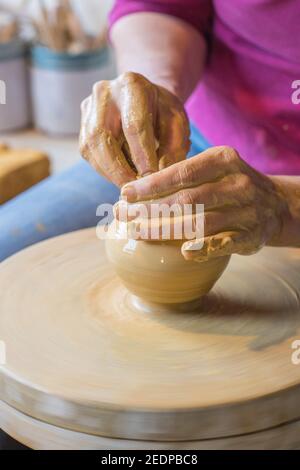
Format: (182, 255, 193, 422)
(34, 0, 107, 53)
(38, 0, 57, 50)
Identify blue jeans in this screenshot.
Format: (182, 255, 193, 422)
(0, 124, 211, 262)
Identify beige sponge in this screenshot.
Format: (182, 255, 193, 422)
(0, 149, 50, 204)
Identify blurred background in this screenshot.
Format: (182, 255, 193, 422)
(0, 0, 115, 202)
(0, 0, 114, 35)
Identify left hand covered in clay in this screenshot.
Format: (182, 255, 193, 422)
(116, 146, 287, 262)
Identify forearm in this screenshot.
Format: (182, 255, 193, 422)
(110, 12, 206, 102)
(269, 176, 300, 247)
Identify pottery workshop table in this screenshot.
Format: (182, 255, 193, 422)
(0, 228, 300, 449)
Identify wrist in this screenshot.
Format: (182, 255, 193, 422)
(111, 12, 206, 105)
(116, 66, 186, 103)
(267, 176, 300, 247)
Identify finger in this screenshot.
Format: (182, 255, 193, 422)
(80, 97, 111, 181)
(121, 146, 238, 202)
(116, 174, 250, 221)
(80, 95, 93, 144)
(81, 127, 136, 187)
(91, 83, 137, 186)
(118, 73, 158, 176)
(126, 214, 201, 241)
(80, 82, 136, 187)
(123, 206, 255, 241)
(96, 130, 137, 187)
(80, 95, 91, 118)
(182, 229, 261, 262)
(91, 81, 121, 135)
(157, 88, 190, 169)
(114, 199, 184, 222)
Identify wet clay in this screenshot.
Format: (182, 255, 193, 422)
(79, 72, 190, 187)
(105, 222, 230, 305)
(0, 228, 300, 448)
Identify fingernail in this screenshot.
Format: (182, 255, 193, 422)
(183, 241, 194, 251)
(221, 236, 232, 247)
(121, 184, 137, 202)
(184, 240, 204, 251)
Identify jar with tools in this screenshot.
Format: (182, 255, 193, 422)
(0, 11, 31, 132)
(30, 1, 116, 136)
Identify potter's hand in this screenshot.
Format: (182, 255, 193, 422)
(79, 72, 190, 187)
(118, 146, 287, 262)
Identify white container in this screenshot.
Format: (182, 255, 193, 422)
(0, 40, 31, 132)
(30, 45, 116, 136)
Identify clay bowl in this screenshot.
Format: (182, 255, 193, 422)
(105, 223, 230, 306)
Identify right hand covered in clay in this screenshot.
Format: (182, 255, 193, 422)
(79, 72, 190, 187)
(116, 146, 290, 262)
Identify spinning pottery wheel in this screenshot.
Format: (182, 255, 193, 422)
(0, 228, 300, 449)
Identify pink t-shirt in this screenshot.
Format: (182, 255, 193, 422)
(109, 0, 300, 175)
